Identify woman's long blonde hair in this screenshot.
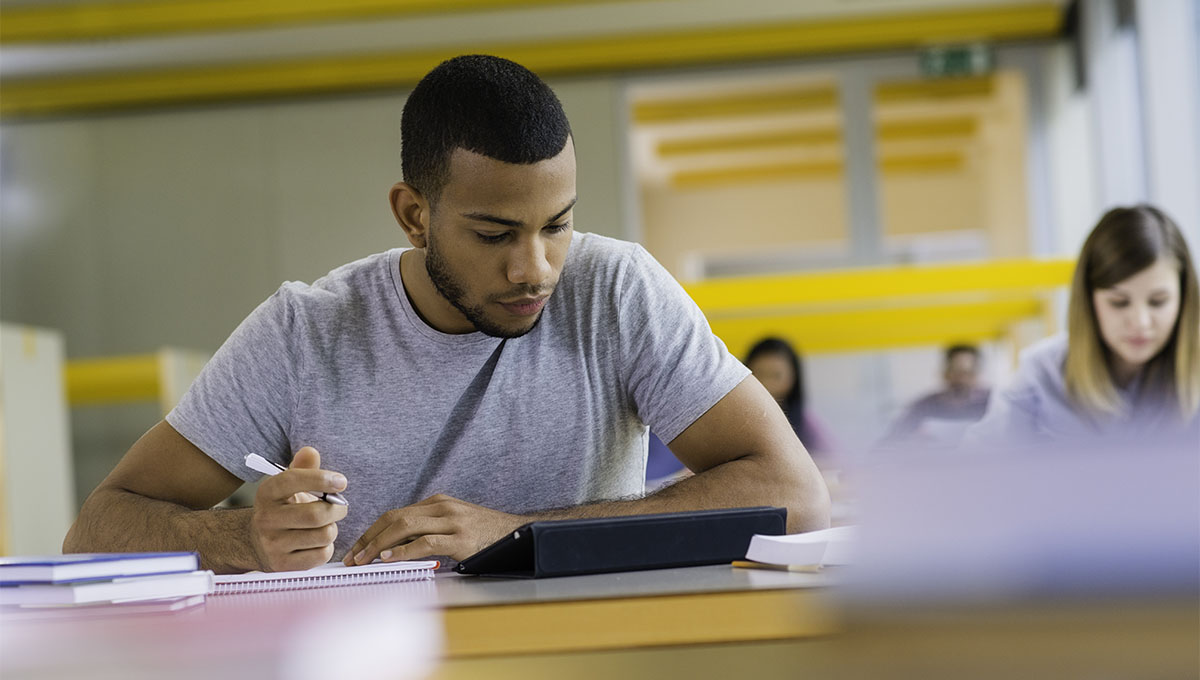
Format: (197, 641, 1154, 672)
(1065, 205, 1200, 419)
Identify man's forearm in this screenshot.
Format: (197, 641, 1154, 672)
(530, 453, 830, 533)
(63, 487, 260, 574)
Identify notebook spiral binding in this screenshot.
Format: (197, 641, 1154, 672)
(213, 566, 433, 595)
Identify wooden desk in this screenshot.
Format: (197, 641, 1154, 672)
(435, 600, 1200, 680)
(432, 565, 838, 657)
(2, 564, 836, 679)
(5, 565, 1196, 679)
(429, 568, 1198, 680)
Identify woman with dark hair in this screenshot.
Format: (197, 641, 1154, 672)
(743, 337, 830, 453)
(968, 204, 1199, 445)
(646, 336, 831, 485)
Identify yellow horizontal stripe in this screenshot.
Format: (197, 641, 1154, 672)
(0, 0, 610, 44)
(711, 298, 1043, 356)
(657, 116, 978, 158)
(634, 88, 839, 124)
(879, 150, 965, 173)
(65, 354, 161, 406)
(878, 115, 978, 139)
(659, 129, 844, 157)
(671, 150, 964, 187)
(685, 258, 1073, 314)
(674, 160, 845, 187)
(876, 75, 996, 103)
(0, 3, 1063, 117)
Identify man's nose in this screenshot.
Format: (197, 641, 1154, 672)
(507, 236, 552, 286)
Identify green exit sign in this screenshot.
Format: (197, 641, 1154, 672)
(919, 44, 995, 78)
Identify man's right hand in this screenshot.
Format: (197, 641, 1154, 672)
(249, 446, 348, 572)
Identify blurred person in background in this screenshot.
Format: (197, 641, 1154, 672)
(967, 205, 1199, 446)
(881, 344, 991, 446)
(743, 337, 834, 455)
(648, 336, 833, 486)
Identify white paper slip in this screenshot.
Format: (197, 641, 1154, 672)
(745, 526, 857, 567)
(0, 552, 199, 585)
(212, 560, 439, 595)
(0, 570, 214, 606)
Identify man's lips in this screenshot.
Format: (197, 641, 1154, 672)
(498, 296, 548, 316)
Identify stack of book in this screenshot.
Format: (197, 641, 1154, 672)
(0, 552, 213, 614)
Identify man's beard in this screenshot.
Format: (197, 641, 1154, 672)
(425, 231, 549, 339)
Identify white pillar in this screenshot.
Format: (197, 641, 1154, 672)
(1136, 0, 1200, 247)
(1082, 0, 1149, 209)
(0, 324, 75, 556)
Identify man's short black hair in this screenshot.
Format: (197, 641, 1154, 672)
(401, 54, 572, 203)
(945, 343, 980, 364)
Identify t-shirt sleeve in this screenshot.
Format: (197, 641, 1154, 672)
(616, 245, 750, 442)
(166, 287, 303, 482)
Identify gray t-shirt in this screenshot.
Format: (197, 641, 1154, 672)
(167, 231, 749, 558)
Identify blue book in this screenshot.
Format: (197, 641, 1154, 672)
(0, 552, 199, 585)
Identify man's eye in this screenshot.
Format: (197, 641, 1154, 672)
(476, 232, 509, 244)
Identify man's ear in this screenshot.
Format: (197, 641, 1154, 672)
(390, 182, 430, 249)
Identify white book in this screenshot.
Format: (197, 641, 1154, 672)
(745, 526, 857, 567)
(212, 560, 439, 595)
(0, 570, 214, 606)
(1, 594, 206, 621)
(0, 552, 199, 585)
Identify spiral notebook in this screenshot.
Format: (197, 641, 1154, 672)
(212, 560, 439, 595)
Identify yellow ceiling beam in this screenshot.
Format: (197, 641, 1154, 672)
(0, 3, 1063, 118)
(659, 129, 844, 157)
(671, 150, 966, 188)
(878, 115, 978, 139)
(673, 160, 845, 187)
(879, 150, 966, 173)
(634, 88, 839, 124)
(0, 0, 613, 44)
(876, 75, 996, 103)
(656, 115, 979, 158)
(710, 298, 1042, 356)
(685, 258, 1073, 315)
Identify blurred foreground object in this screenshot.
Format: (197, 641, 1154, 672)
(1, 580, 441, 680)
(827, 444, 1198, 678)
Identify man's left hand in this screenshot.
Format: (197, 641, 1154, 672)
(343, 494, 525, 565)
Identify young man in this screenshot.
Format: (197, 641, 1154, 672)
(883, 344, 992, 445)
(64, 55, 829, 573)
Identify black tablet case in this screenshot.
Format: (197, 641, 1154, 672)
(455, 506, 787, 578)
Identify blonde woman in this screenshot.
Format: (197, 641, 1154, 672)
(968, 205, 1199, 446)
